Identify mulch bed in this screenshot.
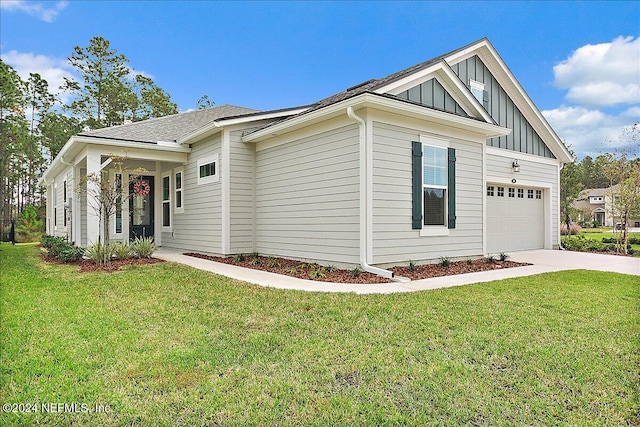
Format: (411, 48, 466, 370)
(41, 254, 163, 272)
(184, 253, 530, 284)
(390, 259, 530, 281)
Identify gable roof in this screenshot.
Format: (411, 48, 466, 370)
(246, 38, 572, 163)
(78, 105, 258, 144)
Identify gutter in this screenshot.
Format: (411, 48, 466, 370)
(346, 106, 395, 279)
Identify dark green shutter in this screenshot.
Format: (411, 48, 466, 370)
(412, 141, 422, 229)
(447, 147, 456, 229)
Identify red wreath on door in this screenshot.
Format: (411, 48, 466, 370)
(133, 180, 150, 197)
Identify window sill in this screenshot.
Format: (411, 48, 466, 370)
(420, 227, 450, 237)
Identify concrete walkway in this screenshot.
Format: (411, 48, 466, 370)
(154, 248, 639, 295)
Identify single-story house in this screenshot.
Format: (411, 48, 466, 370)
(40, 38, 572, 277)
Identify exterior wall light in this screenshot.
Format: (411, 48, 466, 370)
(512, 159, 520, 173)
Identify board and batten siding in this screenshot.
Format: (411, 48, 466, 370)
(485, 151, 559, 245)
(450, 55, 555, 159)
(161, 135, 223, 253)
(229, 129, 256, 254)
(371, 121, 484, 264)
(255, 123, 361, 264)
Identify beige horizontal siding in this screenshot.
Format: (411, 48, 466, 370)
(161, 135, 223, 254)
(255, 123, 360, 264)
(371, 121, 484, 264)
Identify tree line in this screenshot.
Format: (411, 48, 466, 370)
(0, 36, 180, 227)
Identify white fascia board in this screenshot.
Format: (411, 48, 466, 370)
(243, 93, 510, 143)
(78, 136, 191, 153)
(39, 135, 191, 186)
(372, 60, 494, 124)
(486, 146, 560, 167)
(176, 107, 309, 145)
(445, 40, 573, 163)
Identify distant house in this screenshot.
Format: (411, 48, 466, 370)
(40, 38, 573, 276)
(574, 185, 640, 228)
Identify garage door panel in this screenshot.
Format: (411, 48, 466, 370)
(487, 185, 544, 253)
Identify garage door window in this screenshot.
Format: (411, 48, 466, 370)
(536, 190, 542, 199)
(487, 185, 494, 196)
(518, 188, 524, 198)
(528, 189, 534, 199)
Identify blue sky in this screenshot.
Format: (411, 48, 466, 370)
(1, 1, 639, 159)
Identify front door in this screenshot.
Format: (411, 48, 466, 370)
(129, 176, 154, 240)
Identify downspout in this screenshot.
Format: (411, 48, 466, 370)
(346, 106, 394, 279)
(559, 162, 565, 250)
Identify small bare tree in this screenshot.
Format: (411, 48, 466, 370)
(78, 155, 144, 265)
(602, 125, 640, 255)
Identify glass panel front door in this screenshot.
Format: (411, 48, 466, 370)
(129, 176, 154, 240)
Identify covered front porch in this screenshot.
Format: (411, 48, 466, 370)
(44, 136, 189, 248)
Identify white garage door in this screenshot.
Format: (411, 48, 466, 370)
(487, 185, 544, 253)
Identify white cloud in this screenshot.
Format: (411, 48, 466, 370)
(553, 36, 640, 107)
(543, 105, 639, 158)
(0, 0, 68, 23)
(1, 50, 74, 101)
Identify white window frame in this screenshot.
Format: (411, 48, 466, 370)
(174, 167, 184, 214)
(53, 183, 58, 229)
(161, 172, 172, 230)
(63, 180, 68, 227)
(197, 154, 219, 185)
(469, 80, 485, 104)
(419, 135, 449, 237)
(111, 171, 124, 236)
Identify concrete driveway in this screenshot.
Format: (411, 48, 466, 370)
(155, 248, 638, 295)
(508, 249, 639, 276)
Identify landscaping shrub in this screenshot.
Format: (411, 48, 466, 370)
(58, 246, 85, 262)
(309, 268, 327, 279)
(41, 234, 84, 262)
(560, 222, 582, 235)
(562, 235, 634, 254)
(85, 242, 114, 264)
(602, 236, 640, 245)
(110, 242, 133, 259)
(131, 237, 156, 258)
(439, 256, 451, 268)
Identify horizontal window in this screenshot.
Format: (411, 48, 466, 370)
(197, 154, 219, 185)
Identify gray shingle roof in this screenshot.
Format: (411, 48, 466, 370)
(79, 105, 259, 143)
(245, 39, 489, 135)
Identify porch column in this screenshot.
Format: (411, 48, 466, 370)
(71, 165, 81, 245)
(86, 150, 101, 245)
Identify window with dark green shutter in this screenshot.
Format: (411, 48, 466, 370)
(412, 141, 456, 230)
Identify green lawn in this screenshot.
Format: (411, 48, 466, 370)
(1, 244, 638, 426)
